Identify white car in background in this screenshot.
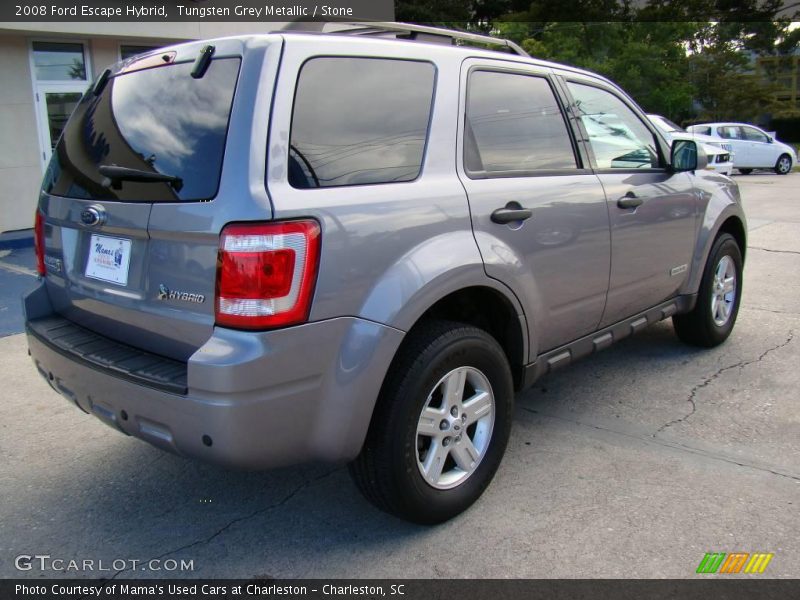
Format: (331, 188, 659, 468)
(648, 114, 734, 176)
(686, 122, 797, 175)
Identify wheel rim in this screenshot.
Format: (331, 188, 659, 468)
(711, 255, 737, 326)
(416, 366, 495, 490)
(778, 156, 791, 173)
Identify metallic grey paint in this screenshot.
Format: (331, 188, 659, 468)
(25, 31, 746, 470)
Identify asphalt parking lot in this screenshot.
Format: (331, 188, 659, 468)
(1, 173, 798, 579)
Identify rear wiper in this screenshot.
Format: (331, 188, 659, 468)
(99, 165, 183, 192)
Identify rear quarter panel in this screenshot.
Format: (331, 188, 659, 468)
(265, 36, 526, 348)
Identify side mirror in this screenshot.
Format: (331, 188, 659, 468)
(671, 139, 707, 172)
(767, 137, 774, 144)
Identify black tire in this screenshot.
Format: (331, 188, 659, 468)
(738, 168, 753, 175)
(673, 233, 743, 347)
(775, 153, 792, 175)
(349, 320, 514, 524)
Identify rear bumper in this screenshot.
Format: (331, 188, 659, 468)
(24, 283, 404, 469)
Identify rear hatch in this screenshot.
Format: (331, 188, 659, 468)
(39, 47, 242, 361)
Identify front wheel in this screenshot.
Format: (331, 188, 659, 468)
(673, 233, 743, 347)
(775, 154, 792, 175)
(349, 320, 514, 524)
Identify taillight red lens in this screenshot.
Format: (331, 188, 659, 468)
(215, 220, 321, 329)
(34, 210, 46, 276)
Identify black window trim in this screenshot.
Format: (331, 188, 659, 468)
(561, 76, 671, 175)
(286, 54, 438, 191)
(463, 65, 591, 180)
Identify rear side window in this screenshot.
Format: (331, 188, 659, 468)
(289, 57, 435, 188)
(465, 70, 577, 174)
(43, 58, 240, 202)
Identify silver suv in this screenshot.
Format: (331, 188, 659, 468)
(25, 24, 746, 524)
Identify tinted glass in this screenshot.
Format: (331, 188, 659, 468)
(465, 71, 576, 173)
(43, 58, 240, 202)
(289, 58, 435, 188)
(32, 41, 86, 81)
(692, 126, 711, 135)
(120, 45, 162, 60)
(742, 126, 768, 142)
(568, 82, 659, 169)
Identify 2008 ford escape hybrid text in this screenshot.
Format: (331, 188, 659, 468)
(24, 24, 746, 524)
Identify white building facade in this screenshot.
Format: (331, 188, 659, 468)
(0, 22, 287, 233)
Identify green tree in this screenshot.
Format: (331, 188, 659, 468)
(396, 1, 799, 125)
(497, 20, 697, 120)
(688, 47, 779, 122)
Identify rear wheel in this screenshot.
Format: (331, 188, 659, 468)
(738, 168, 753, 175)
(350, 320, 513, 524)
(775, 154, 792, 175)
(673, 233, 743, 347)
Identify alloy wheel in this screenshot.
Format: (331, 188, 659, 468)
(711, 255, 737, 326)
(416, 366, 495, 490)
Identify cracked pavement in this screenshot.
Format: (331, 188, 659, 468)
(1, 173, 798, 579)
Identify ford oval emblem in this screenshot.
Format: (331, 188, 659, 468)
(80, 206, 105, 227)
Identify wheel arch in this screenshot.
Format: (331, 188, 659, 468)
(686, 204, 747, 296)
(717, 215, 747, 262)
(406, 286, 528, 390)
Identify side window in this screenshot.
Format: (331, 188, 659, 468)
(742, 126, 768, 143)
(694, 126, 711, 136)
(465, 70, 577, 174)
(718, 126, 743, 140)
(289, 57, 435, 189)
(567, 82, 659, 169)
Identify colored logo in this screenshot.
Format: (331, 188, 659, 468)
(696, 552, 774, 574)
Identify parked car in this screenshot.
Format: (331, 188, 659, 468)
(647, 114, 734, 176)
(25, 24, 747, 525)
(686, 122, 796, 175)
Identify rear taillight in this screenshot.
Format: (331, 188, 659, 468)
(215, 220, 321, 329)
(34, 210, 46, 276)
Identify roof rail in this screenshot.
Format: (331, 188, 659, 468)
(326, 22, 530, 57)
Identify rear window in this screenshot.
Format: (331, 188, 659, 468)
(289, 57, 435, 189)
(43, 58, 240, 202)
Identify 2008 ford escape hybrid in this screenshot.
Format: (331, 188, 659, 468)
(24, 24, 746, 524)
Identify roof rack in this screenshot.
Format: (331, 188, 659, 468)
(312, 22, 530, 58)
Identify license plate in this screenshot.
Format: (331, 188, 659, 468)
(85, 234, 132, 286)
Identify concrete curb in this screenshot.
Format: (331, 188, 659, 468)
(0, 229, 34, 250)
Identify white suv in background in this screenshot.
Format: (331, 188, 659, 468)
(648, 114, 734, 176)
(686, 122, 796, 175)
